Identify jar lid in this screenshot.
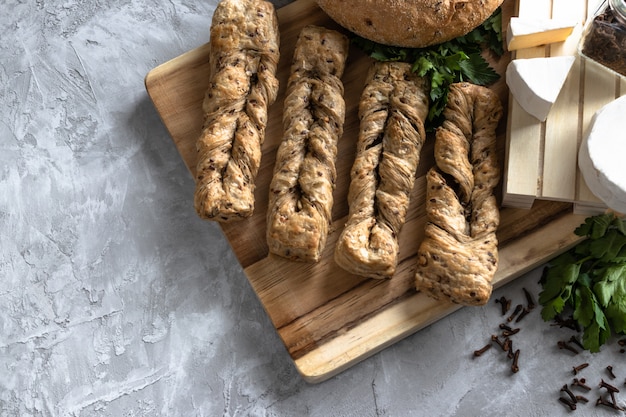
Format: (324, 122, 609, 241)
(610, 0, 626, 22)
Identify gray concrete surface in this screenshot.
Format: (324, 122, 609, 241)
(2, 0, 625, 416)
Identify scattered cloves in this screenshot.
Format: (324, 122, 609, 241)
(576, 395, 589, 403)
(473, 343, 492, 357)
(505, 339, 514, 359)
(561, 384, 578, 403)
(514, 307, 531, 323)
(607, 365, 616, 379)
(559, 396, 577, 410)
(596, 395, 615, 409)
(511, 349, 520, 373)
(572, 363, 589, 375)
(596, 394, 624, 411)
(599, 380, 622, 408)
(495, 296, 511, 316)
(552, 315, 581, 331)
(558, 340, 579, 355)
(491, 335, 506, 350)
(568, 336, 584, 350)
(502, 327, 520, 337)
(522, 287, 536, 310)
(572, 378, 592, 391)
(600, 379, 619, 393)
(499, 323, 513, 332)
(507, 304, 523, 322)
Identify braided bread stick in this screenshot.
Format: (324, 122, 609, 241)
(334, 62, 429, 279)
(194, 0, 280, 222)
(415, 82, 503, 306)
(266, 26, 349, 262)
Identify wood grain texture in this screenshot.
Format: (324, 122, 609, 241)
(145, 0, 588, 383)
(502, 0, 550, 209)
(541, 0, 586, 202)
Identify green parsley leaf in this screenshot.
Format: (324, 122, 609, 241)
(606, 299, 626, 334)
(539, 213, 626, 352)
(539, 254, 580, 320)
(459, 52, 500, 86)
(573, 285, 595, 327)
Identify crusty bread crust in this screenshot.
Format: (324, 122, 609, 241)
(334, 62, 429, 279)
(266, 26, 349, 262)
(315, 0, 504, 48)
(194, 0, 280, 222)
(414, 83, 503, 306)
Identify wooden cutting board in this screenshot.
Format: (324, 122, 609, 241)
(145, 0, 588, 383)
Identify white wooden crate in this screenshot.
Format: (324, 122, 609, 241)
(503, 0, 626, 215)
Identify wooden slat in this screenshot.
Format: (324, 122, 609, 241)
(503, 0, 552, 208)
(540, 0, 586, 201)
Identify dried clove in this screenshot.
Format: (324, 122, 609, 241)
(511, 349, 520, 373)
(596, 396, 615, 409)
(522, 287, 536, 310)
(596, 394, 624, 411)
(572, 378, 592, 391)
(618, 339, 626, 347)
(559, 396, 577, 410)
(607, 365, 617, 379)
(502, 327, 520, 337)
(552, 315, 580, 331)
(491, 335, 506, 350)
(568, 336, 584, 350)
(505, 339, 514, 359)
(507, 304, 523, 322)
(561, 384, 578, 403)
(499, 323, 513, 332)
(576, 395, 589, 403)
(473, 343, 492, 357)
(572, 363, 589, 375)
(495, 296, 511, 316)
(600, 379, 620, 393)
(558, 340, 579, 355)
(599, 379, 622, 408)
(514, 307, 531, 323)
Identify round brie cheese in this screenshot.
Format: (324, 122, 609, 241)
(578, 95, 626, 214)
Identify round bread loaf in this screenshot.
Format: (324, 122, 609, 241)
(315, 0, 504, 48)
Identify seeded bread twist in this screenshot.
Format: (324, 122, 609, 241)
(194, 0, 280, 222)
(415, 82, 503, 306)
(266, 25, 349, 262)
(334, 62, 429, 279)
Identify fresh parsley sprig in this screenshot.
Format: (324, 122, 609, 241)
(351, 8, 503, 128)
(539, 213, 626, 352)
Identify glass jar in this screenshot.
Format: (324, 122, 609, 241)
(580, 0, 626, 77)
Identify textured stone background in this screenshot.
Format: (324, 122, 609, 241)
(1, 1, 624, 416)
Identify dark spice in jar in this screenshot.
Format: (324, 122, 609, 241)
(581, 2, 626, 76)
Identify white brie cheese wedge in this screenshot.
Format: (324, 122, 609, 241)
(506, 56, 576, 122)
(506, 17, 577, 51)
(578, 95, 626, 214)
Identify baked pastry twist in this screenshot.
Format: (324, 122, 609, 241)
(266, 25, 349, 262)
(334, 62, 429, 278)
(415, 82, 503, 306)
(194, 0, 280, 222)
